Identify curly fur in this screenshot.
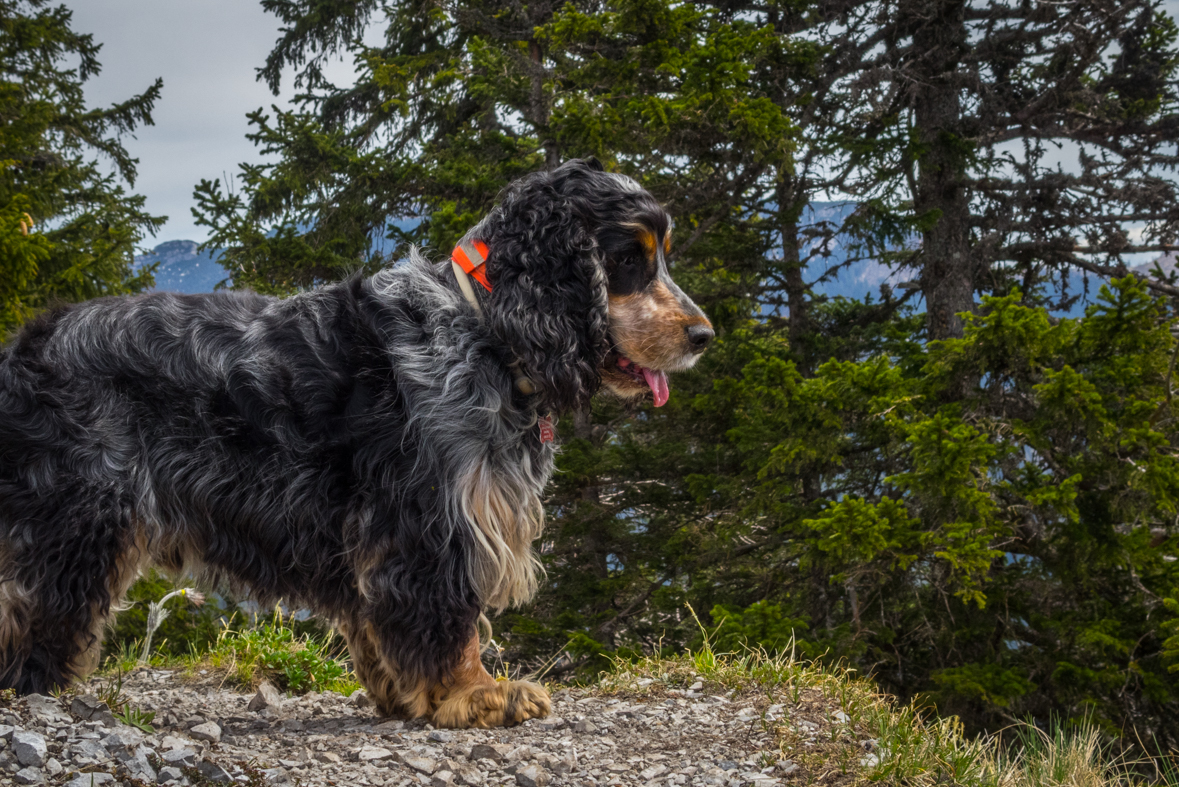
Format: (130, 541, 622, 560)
(0, 159, 707, 723)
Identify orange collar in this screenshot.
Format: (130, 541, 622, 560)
(451, 239, 492, 292)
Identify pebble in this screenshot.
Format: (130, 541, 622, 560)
(357, 745, 393, 761)
(404, 755, 439, 774)
(246, 681, 284, 712)
(12, 730, 47, 767)
(66, 774, 115, 787)
(515, 764, 550, 787)
(14, 766, 43, 784)
(190, 721, 222, 743)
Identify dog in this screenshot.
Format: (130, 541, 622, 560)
(0, 158, 713, 727)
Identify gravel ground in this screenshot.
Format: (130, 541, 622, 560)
(0, 669, 805, 787)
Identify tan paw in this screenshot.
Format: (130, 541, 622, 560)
(432, 679, 551, 729)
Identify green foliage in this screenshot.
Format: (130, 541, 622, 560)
(115, 705, 155, 733)
(708, 601, 811, 656)
(193, 609, 358, 696)
(0, 0, 164, 334)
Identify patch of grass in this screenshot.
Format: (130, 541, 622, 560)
(115, 704, 156, 732)
(184, 607, 360, 696)
(593, 609, 1179, 787)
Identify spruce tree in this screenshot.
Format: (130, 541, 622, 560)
(0, 0, 164, 333)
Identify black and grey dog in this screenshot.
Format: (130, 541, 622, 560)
(0, 159, 712, 727)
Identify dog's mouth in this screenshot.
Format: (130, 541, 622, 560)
(602, 352, 671, 407)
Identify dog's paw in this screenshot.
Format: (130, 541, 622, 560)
(432, 679, 550, 729)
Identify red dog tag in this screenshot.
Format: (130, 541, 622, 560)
(538, 415, 555, 444)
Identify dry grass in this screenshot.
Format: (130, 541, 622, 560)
(594, 619, 1179, 787)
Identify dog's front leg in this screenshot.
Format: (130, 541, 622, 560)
(343, 554, 550, 728)
(428, 632, 551, 729)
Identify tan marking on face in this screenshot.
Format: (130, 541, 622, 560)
(663, 231, 671, 255)
(601, 281, 712, 399)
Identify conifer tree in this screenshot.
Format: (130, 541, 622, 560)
(0, 0, 164, 333)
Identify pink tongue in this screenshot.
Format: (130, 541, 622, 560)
(641, 367, 670, 407)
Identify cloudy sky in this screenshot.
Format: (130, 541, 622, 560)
(65, 1, 361, 246)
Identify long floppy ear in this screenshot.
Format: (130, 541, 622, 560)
(482, 168, 610, 413)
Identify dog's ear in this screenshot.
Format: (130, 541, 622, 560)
(483, 169, 609, 413)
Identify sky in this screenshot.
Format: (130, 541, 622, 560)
(64, 0, 361, 245)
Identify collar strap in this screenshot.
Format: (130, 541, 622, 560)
(450, 239, 537, 397)
(452, 239, 492, 292)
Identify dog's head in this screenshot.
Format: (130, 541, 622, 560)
(475, 158, 713, 413)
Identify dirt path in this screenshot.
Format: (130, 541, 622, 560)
(0, 669, 802, 787)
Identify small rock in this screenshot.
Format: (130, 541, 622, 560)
(536, 716, 566, 731)
(860, 754, 880, 768)
(69, 740, 108, 764)
(432, 770, 455, 787)
(190, 722, 221, 743)
(160, 735, 189, 751)
(468, 743, 511, 763)
(349, 690, 374, 709)
(162, 748, 198, 767)
(777, 760, 799, 775)
(198, 759, 232, 782)
(640, 764, 669, 780)
(126, 753, 157, 782)
(14, 766, 42, 785)
(158, 765, 185, 783)
(833, 710, 849, 723)
(101, 729, 144, 755)
(689, 681, 704, 691)
(25, 695, 68, 724)
(373, 720, 404, 734)
(0, 725, 14, 741)
(428, 729, 453, 743)
(66, 774, 116, 787)
(572, 720, 598, 734)
(43, 758, 61, 777)
(453, 763, 487, 786)
(315, 752, 342, 764)
(12, 731, 47, 767)
(247, 682, 284, 713)
(404, 755, 438, 774)
(70, 696, 117, 726)
(357, 746, 393, 762)
(515, 764, 550, 787)
(718, 761, 739, 771)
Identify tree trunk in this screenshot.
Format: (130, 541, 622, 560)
(909, 0, 973, 341)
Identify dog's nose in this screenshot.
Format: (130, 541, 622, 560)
(685, 323, 714, 352)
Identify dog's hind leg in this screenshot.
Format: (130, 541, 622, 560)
(0, 485, 145, 694)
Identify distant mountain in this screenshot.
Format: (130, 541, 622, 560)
(1134, 251, 1178, 280)
(135, 240, 229, 294)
